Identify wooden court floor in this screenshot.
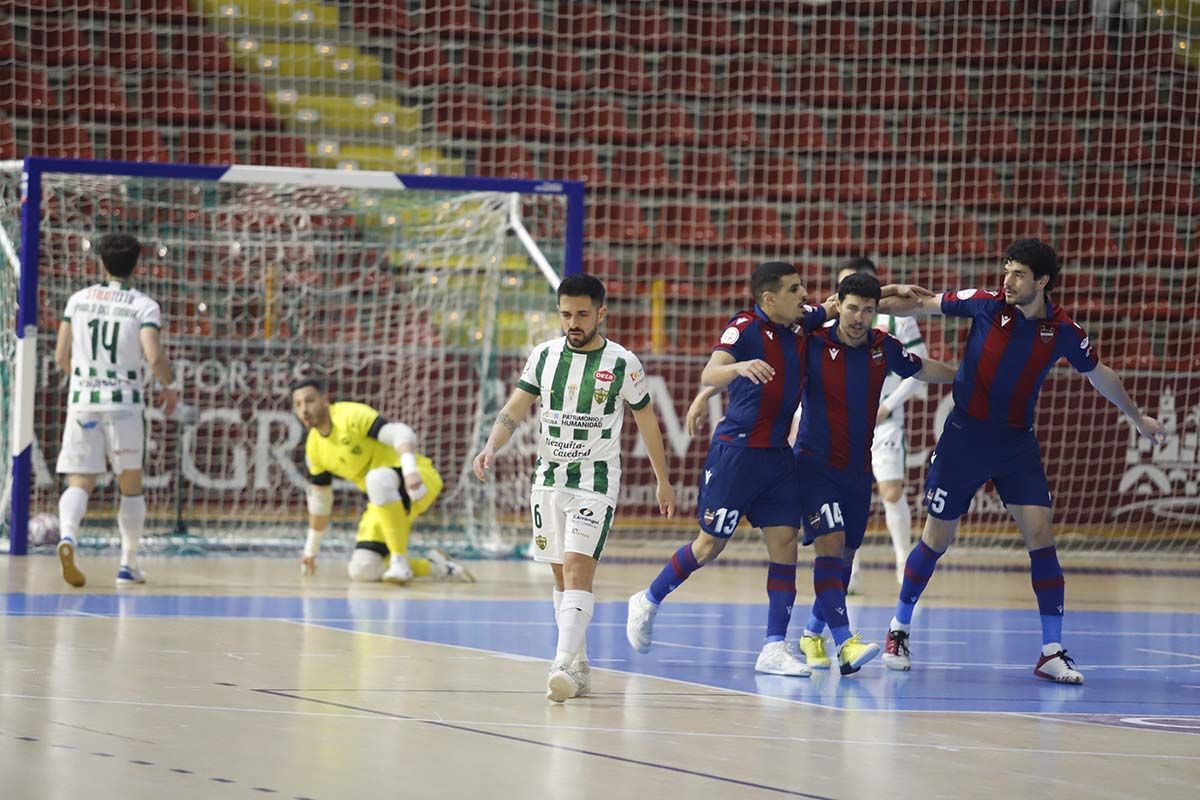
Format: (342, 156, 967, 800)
(2, 549, 1198, 800)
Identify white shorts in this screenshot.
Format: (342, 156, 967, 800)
(56, 407, 145, 475)
(871, 418, 907, 483)
(529, 487, 616, 564)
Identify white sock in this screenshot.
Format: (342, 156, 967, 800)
(118, 494, 146, 567)
(553, 587, 588, 664)
(58, 486, 89, 543)
(883, 496, 913, 566)
(554, 589, 594, 666)
(390, 553, 404, 566)
(1042, 642, 1063, 657)
(890, 616, 910, 634)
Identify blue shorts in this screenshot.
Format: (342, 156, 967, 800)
(923, 408, 1052, 520)
(796, 455, 873, 549)
(696, 442, 803, 538)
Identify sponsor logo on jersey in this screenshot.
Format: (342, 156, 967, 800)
(594, 370, 615, 382)
(1000, 314, 1011, 327)
(1040, 324, 1056, 343)
(535, 535, 547, 550)
(829, 348, 840, 361)
(578, 507, 594, 518)
(765, 329, 774, 341)
(629, 369, 644, 382)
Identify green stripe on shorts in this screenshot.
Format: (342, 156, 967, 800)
(592, 505, 614, 560)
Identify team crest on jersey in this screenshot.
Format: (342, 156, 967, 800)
(535, 534, 547, 550)
(870, 347, 884, 364)
(567, 384, 578, 399)
(593, 387, 609, 405)
(1040, 324, 1056, 343)
(703, 508, 717, 526)
(807, 512, 822, 529)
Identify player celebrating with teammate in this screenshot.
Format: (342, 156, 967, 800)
(791, 272, 956, 674)
(292, 379, 468, 584)
(473, 273, 676, 702)
(54, 233, 178, 588)
(877, 239, 1166, 683)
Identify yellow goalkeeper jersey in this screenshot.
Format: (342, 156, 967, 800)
(304, 402, 400, 492)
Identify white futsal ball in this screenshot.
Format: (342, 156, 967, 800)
(28, 513, 61, 547)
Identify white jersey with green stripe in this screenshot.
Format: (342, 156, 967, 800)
(874, 313, 928, 425)
(516, 336, 650, 502)
(63, 280, 162, 410)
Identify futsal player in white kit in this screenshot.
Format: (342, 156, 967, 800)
(53, 233, 178, 587)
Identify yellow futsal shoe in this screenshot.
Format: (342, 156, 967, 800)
(837, 633, 881, 676)
(798, 634, 831, 669)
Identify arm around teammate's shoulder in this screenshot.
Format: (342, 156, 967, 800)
(915, 357, 957, 384)
(878, 291, 944, 318)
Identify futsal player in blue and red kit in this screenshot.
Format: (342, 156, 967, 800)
(625, 261, 836, 676)
(792, 273, 957, 674)
(878, 239, 1167, 683)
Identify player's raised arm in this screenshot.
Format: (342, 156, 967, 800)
(878, 289, 943, 317)
(473, 385, 538, 481)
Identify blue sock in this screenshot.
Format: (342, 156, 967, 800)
(647, 543, 702, 605)
(765, 562, 796, 643)
(895, 540, 943, 625)
(805, 602, 826, 636)
(1029, 546, 1065, 645)
(814, 556, 851, 646)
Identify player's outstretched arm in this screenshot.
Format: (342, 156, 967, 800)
(473, 387, 538, 481)
(686, 385, 720, 437)
(1085, 362, 1168, 445)
(701, 350, 774, 389)
(301, 483, 333, 576)
(139, 326, 179, 416)
(631, 403, 676, 518)
(915, 358, 957, 384)
(879, 290, 943, 317)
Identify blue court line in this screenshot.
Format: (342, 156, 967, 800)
(255, 689, 836, 799)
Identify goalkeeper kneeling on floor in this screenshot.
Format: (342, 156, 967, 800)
(290, 378, 472, 584)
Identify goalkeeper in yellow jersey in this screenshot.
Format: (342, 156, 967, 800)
(290, 378, 471, 584)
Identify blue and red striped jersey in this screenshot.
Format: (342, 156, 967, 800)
(712, 304, 827, 449)
(795, 322, 924, 472)
(942, 289, 1099, 428)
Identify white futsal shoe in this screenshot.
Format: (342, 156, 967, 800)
(625, 590, 658, 653)
(546, 661, 579, 702)
(115, 565, 146, 586)
(427, 548, 476, 583)
(754, 640, 812, 677)
(382, 557, 414, 585)
(1034, 645, 1084, 685)
(571, 659, 591, 697)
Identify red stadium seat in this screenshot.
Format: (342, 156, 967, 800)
(106, 127, 171, 162)
(978, 72, 1037, 111)
(725, 58, 786, 102)
(1103, 75, 1161, 118)
(873, 20, 929, 60)
(0, 19, 12, 61)
(962, 117, 1022, 161)
(747, 154, 808, 200)
(727, 206, 787, 249)
(913, 72, 973, 110)
(938, 24, 1001, 66)
(172, 31, 239, 74)
(965, 1, 1015, 19)
(639, 102, 697, 146)
(1038, 74, 1101, 115)
(793, 62, 846, 107)
(423, 0, 483, 38)
(250, 134, 310, 168)
(591, 52, 650, 93)
(434, 92, 495, 138)
(811, 159, 873, 202)
(395, 41, 455, 85)
(661, 54, 716, 97)
(1137, 171, 1199, 215)
(135, 0, 202, 24)
(570, 98, 635, 144)
(27, 21, 91, 66)
(658, 203, 719, 244)
(1165, 77, 1200, 123)
(1008, 167, 1072, 213)
(1011, 26, 1055, 68)
(505, 93, 563, 141)
(1026, 122, 1087, 162)
(1088, 124, 1152, 165)
(743, 15, 804, 57)
(1116, 29, 1183, 72)
(946, 166, 1005, 209)
(352, 0, 411, 37)
(461, 46, 519, 87)
(1074, 169, 1135, 214)
(181, 131, 235, 165)
(877, 164, 940, 204)
(862, 211, 923, 256)
(30, 123, 94, 159)
(681, 10, 737, 54)
(795, 209, 852, 255)
(489, 0, 546, 43)
(1156, 124, 1200, 165)
(609, 149, 671, 193)
(766, 111, 829, 153)
(1059, 29, 1117, 71)
(809, 17, 865, 58)
(101, 28, 168, 71)
(1125, 220, 1190, 266)
(702, 105, 762, 149)
(525, 49, 587, 91)
(613, 6, 676, 51)
(835, 113, 892, 155)
(855, 67, 911, 109)
(213, 80, 279, 130)
(475, 144, 535, 179)
(64, 72, 133, 123)
(0, 115, 14, 159)
(544, 146, 604, 185)
(992, 218, 1053, 253)
(894, 115, 957, 160)
(927, 216, 989, 257)
(0, 67, 55, 114)
(142, 77, 208, 125)
(587, 200, 650, 243)
(1059, 219, 1121, 263)
(555, 3, 613, 47)
(679, 151, 739, 197)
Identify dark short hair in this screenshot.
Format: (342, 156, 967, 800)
(96, 233, 141, 278)
(750, 261, 799, 303)
(1006, 238, 1059, 291)
(557, 273, 605, 306)
(838, 256, 878, 277)
(289, 377, 327, 396)
(837, 271, 882, 303)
